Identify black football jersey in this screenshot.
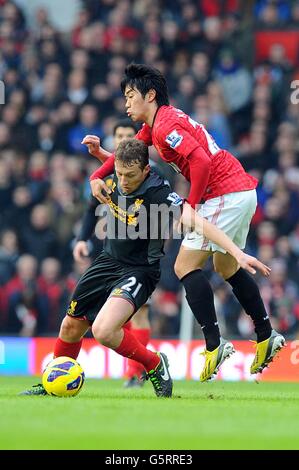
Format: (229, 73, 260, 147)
(103, 171, 183, 266)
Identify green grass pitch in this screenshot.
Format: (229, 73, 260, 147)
(1, 376, 299, 450)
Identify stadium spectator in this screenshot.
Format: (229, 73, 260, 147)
(19, 204, 59, 262)
(0, 228, 19, 285)
(68, 104, 103, 153)
(37, 257, 72, 331)
(2, 254, 38, 333)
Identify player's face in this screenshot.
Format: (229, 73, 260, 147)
(124, 86, 149, 122)
(114, 126, 136, 148)
(115, 159, 150, 194)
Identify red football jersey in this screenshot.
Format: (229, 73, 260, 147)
(136, 106, 257, 205)
(91, 105, 257, 207)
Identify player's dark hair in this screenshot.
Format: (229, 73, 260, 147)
(113, 118, 138, 136)
(115, 139, 149, 170)
(121, 63, 169, 107)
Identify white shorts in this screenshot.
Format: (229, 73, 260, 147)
(182, 190, 257, 253)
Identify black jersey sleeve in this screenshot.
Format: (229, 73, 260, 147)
(148, 184, 184, 211)
(147, 183, 184, 241)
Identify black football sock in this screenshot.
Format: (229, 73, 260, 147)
(181, 269, 220, 351)
(226, 268, 272, 342)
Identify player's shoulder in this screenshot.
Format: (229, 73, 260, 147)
(145, 170, 168, 191)
(147, 181, 183, 208)
(150, 162, 166, 180)
(133, 171, 167, 198)
(156, 105, 179, 125)
(155, 106, 188, 136)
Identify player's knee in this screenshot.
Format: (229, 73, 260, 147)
(132, 306, 149, 329)
(92, 323, 114, 346)
(59, 317, 82, 342)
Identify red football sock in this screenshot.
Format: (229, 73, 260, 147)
(126, 328, 151, 378)
(133, 328, 150, 346)
(54, 337, 82, 360)
(123, 321, 132, 331)
(114, 328, 159, 372)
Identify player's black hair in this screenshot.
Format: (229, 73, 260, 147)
(121, 63, 169, 107)
(115, 139, 149, 170)
(113, 118, 138, 136)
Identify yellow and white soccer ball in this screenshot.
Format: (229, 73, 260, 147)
(42, 356, 85, 397)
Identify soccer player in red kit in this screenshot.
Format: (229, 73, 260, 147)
(86, 64, 285, 382)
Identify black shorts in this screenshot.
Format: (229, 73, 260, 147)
(66, 251, 160, 324)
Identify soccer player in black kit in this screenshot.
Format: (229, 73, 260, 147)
(76, 119, 155, 388)
(21, 139, 270, 398)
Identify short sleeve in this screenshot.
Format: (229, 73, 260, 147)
(149, 185, 184, 224)
(149, 184, 183, 207)
(157, 122, 200, 159)
(148, 185, 184, 237)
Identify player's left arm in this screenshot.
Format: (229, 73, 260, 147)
(151, 183, 270, 276)
(76, 196, 99, 242)
(73, 196, 99, 262)
(185, 147, 211, 207)
(180, 203, 271, 276)
(153, 184, 270, 276)
(159, 124, 211, 208)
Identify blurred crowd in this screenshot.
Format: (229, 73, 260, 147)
(0, 0, 299, 339)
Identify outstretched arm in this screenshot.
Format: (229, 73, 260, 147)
(89, 155, 115, 182)
(180, 203, 270, 276)
(81, 135, 112, 163)
(82, 125, 152, 163)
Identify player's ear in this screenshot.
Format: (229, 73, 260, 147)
(144, 164, 150, 175)
(147, 89, 156, 103)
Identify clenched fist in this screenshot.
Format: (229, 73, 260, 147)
(81, 135, 101, 159)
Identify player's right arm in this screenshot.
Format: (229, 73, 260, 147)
(73, 241, 89, 263)
(81, 135, 111, 163)
(84, 124, 152, 179)
(180, 203, 271, 276)
(73, 197, 98, 262)
(89, 174, 112, 204)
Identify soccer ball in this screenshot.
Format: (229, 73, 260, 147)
(42, 356, 85, 397)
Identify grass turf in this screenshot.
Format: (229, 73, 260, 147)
(0, 376, 299, 450)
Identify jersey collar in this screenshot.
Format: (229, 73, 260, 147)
(151, 106, 162, 128)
